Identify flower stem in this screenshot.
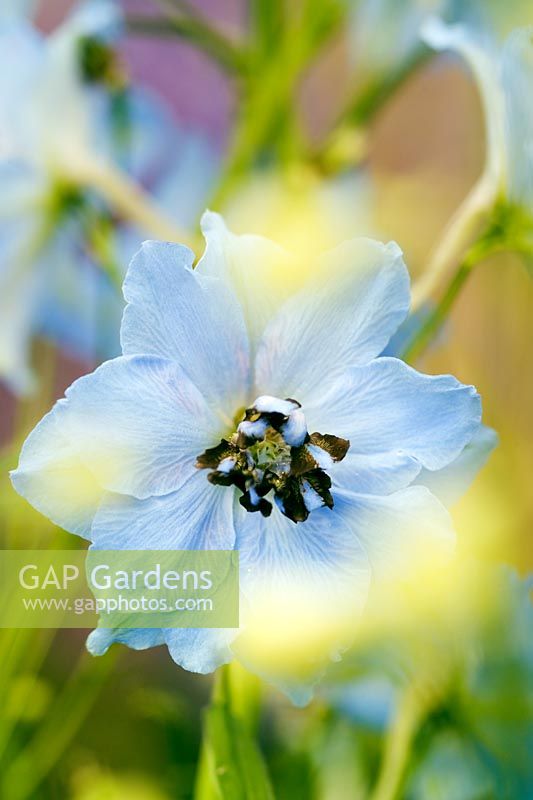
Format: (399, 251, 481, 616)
(401, 259, 473, 363)
(348, 46, 432, 129)
(369, 687, 422, 800)
(209, 1, 343, 208)
(402, 234, 504, 363)
(410, 176, 496, 311)
(313, 45, 431, 174)
(73, 158, 196, 250)
(370, 659, 452, 800)
(194, 662, 273, 800)
(126, 5, 247, 75)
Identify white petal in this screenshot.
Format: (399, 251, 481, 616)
(422, 17, 506, 191)
(254, 238, 410, 406)
(335, 486, 456, 578)
(11, 357, 221, 531)
(415, 425, 498, 506)
(164, 628, 236, 674)
(197, 211, 292, 352)
(307, 357, 481, 473)
(90, 471, 235, 551)
(235, 501, 370, 615)
(11, 407, 104, 538)
(87, 627, 166, 655)
(502, 26, 533, 206)
(121, 241, 250, 414)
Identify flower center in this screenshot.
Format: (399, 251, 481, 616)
(196, 396, 350, 523)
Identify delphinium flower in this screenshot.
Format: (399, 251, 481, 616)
(0, 0, 123, 391)
(0, 0, 211, 393)
(223, 168, 375, 260)
(447, 0, 533, 40)
(422, 18, 533, 226)
(349, 0, 444, 84)
(12, 212, 494, 701)
(340, 2, 533, 317)
(348, 0, 533, 91)
(398, 15, 533, 316)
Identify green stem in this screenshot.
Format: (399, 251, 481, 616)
(126, 10, 247, 75)
(348, 46, 431, 129)
(370, 658, 454, 800)
(369, 687, 424, 800)
(411, 176, 496, 311)
(209, 0, 344, 208)
(402, 260, 472, 363)
(402, 238, 502, 362)
(194, 663, 272, 800)
(72, 157, 196, 249)
(313, 45, 431, 173)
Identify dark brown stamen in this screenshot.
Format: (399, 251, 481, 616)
(195, 397, 350, 523)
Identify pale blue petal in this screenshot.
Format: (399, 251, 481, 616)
(54, 0, 121, 41)
(502, 26, 533, 207)
(263, 680, 316, 708)
(164, 628, 236, 674)
(306, 358, 481, 496)
(87, 626, 166, 655)
(61, 355, 221, 498)
(94, 87, 179, 182)
(422, 18, 505, 188)
(157, 135, 219, 230)
(0, 163, 47, 392)
(88, 625, 235, 675)
(121, 241, 250, 412)
(234, 501, 370, 608)
(197, 211, 291, 353)
(0, 275, 37, 394)
(32, 3, 118, 163)
(36, 231, 122, 362)
(87, 628, 235, 675)
(415, 425, 498, 506)
(335, 486, 455, 578)
(11, 406, 105, 538)
(89, 473, 237, 673)
(90, 472, 235, 551)
(0, 251, 40, 393)
(233, 501, 370, 703)
(254, 238, 410, 405)
(26, 4, 119, 167)
(330, 451, 422, 495)
(232, 655, 319, 707)
(0, 24, 44, 154)
(0, 0, 36, 22)
(11, 356, 221, 530)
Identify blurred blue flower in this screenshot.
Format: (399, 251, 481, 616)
(349, 0, 533, 87)
(0, 0, 218, 393)
(423, 18, 533, 214)
(11, 212, 495, 700)
(0, 0, 36, 23)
